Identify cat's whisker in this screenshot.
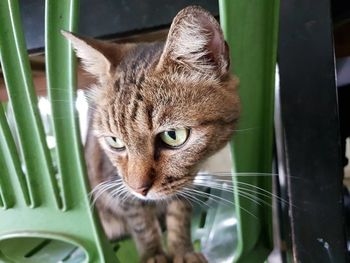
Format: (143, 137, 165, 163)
(197, 172, 279, 177)
(179, 192, 205, 209)
(89, 179, 124, 208)
(120, 188, 132, 204)
(234, 181, 291, 205)
(230, 202, 259, 219)
(194, 182, 273, 208)
(175, 192, 193, 207)
(122, 192, 130, 203)
(91, 186, 114, 207)
(110, 186, 125, 200)
(235, 189, 274, 208)
(235, 185, 290, 206)
(181, 180, 211, 208)
(184, 186, 258, 219)
(195, 178, 273, 196)
(90, 186, 114, 209)
(173, 193, 185, 206)
(113, 186, 127, 200)
(197, 172, 303, 180)
(194, 178, 234, 185)
(196, 182, 273, 202)
(193, 180, 291, 207)
(89, 179, 123, 197)
(229, 127, 259, 133)
(89, 182, 114, 200)
(183, 187, 235, 206)
(109, 189, 126, 207)
(131, 193, 138, 203)
(180, 189, 209, 208)
(189, 184, 265, 208)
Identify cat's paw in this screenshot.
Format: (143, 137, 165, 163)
(173, 252, 208, 263)
(146, 254, 169, 263)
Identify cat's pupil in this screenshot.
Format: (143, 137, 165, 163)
(168, 131, 176, 140)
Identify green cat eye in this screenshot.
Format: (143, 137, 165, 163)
(105, 136, 125, 150)
(160, 128, 189, 148)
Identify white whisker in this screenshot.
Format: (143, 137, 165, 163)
(197, 172, 279, 177)
(89, 178, 124, 209)
(180, 189, 209, 208)
(183, 186, 258, 219)
(194, 179, 290, 207)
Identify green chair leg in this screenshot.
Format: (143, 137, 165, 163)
(219, 0, 280, 262)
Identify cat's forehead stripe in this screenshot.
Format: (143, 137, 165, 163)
(136, 92, 143, 101)
(114, 78, 120, 92)
(117, 42, 163, 89)
(146, 104, 153, 130)
(130, 100, 139, 121)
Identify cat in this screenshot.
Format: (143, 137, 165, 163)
(63, 5, 240, 263)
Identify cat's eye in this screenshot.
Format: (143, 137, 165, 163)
(160, 128, 189, 148)
(105, 136, 125, 150)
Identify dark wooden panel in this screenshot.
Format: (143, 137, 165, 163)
(19, 0, 218, 53)
(277, 0, 348, 262)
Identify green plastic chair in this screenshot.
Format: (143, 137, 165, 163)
(0, 0, 279, 262)
(0, 0, 117, 262)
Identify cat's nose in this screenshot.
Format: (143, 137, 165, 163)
(127, 164, 155, 196)
(133, 185, 151, 196)
(128, 178, 153, 196)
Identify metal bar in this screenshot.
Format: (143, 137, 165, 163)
(278, 0, 348, 262)
(219, 0, 279, 262)
(0, 0, 61, 208)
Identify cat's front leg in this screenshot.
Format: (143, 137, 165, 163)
(166, 199, 207, 263)
(125, 204, 166, 263)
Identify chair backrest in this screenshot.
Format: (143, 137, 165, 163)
(0, 0, 117, 262)
(0, 0, 279, 262)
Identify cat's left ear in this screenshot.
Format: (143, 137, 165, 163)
(61, 31, 123, 81)
(157, 6, 230, 76)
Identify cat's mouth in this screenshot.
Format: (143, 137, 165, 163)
(125, 185, 174, 201)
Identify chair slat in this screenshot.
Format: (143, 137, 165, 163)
(0, 105, 31, 208)
(219, 0, 279, 261)
(0, 159, 13, 209)
(45, 0, 90, 210)
(0, 194, 4, 208)
(0, 0, 61, 209)
(0, 1, 120, 261)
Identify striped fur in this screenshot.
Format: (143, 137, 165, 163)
(66, 6, 240, 263)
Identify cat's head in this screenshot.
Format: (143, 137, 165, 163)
(63, 6, 240, 200)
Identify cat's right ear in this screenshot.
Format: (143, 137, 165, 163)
(157, 6, 230, 77)
(61, 31, 120, 81)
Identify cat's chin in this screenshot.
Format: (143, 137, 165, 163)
(129, 190, 177, 202)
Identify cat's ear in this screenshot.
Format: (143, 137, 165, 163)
(61, 31, 121, 80)
(157, 6, 230, 76)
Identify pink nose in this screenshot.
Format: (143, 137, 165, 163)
(129, 179, 153, 196)
(127, 168, 155, 196)
(131, 185, 151, 196)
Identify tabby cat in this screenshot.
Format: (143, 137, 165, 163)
(63, 5, 240, 263)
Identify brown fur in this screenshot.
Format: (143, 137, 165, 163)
(64, 6, 240, 263)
